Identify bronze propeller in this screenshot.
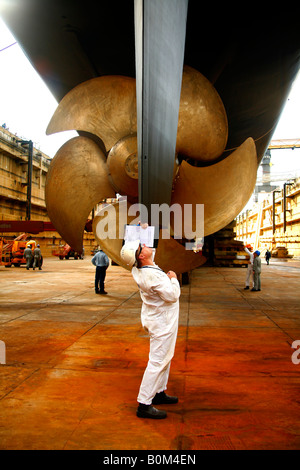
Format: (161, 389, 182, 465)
(45, 66, 257, 273)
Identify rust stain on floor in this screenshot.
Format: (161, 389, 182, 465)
(0, 257, 300, 450)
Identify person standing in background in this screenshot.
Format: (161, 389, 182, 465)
(252, 250, 262, 291)
(91, 248, 109, 294)
(33, 244, 42, 270)
(244, 245, 254, 290)
(265, 249, 271, 265)
(24, 245, 33, 270)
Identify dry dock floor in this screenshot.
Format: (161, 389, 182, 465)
(0, 256, 300, 451)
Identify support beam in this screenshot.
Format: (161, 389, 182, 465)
(17, 139, 33, 220)
(134, 0, 188, 223)
(283, 182, 293, 233)
(272, 190, 281, 234)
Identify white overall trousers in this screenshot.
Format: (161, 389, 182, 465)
(132, 265, 180, 405)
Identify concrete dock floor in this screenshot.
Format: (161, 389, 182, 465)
(0, 256, 300, 451)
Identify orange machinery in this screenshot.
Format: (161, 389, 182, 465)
(0, 234, 37, 268)
(0, 220, 53, 268)
(52, 243, 83, 260)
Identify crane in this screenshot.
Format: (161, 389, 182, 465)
(268, 138, 300, 149)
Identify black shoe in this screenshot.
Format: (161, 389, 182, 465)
(152, 391, 178, 405)
(244, 286, 249, 290)
(136, 404, 167, 419)
(251, 288, 257, 291)
(99, 291, 108, 295)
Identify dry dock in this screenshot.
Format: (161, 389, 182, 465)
(0, 257, 300, 450)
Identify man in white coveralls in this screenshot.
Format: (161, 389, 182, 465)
(120, 240, 181, 419)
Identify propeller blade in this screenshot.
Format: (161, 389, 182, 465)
(177, 66, 228, 162)
(46, 76, 137, 152)
(171, 137, 257, 237)
(45, 136, 115, 251)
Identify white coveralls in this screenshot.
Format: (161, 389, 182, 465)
(132, 265, 181, 405)
(245, 247, 254, 288)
